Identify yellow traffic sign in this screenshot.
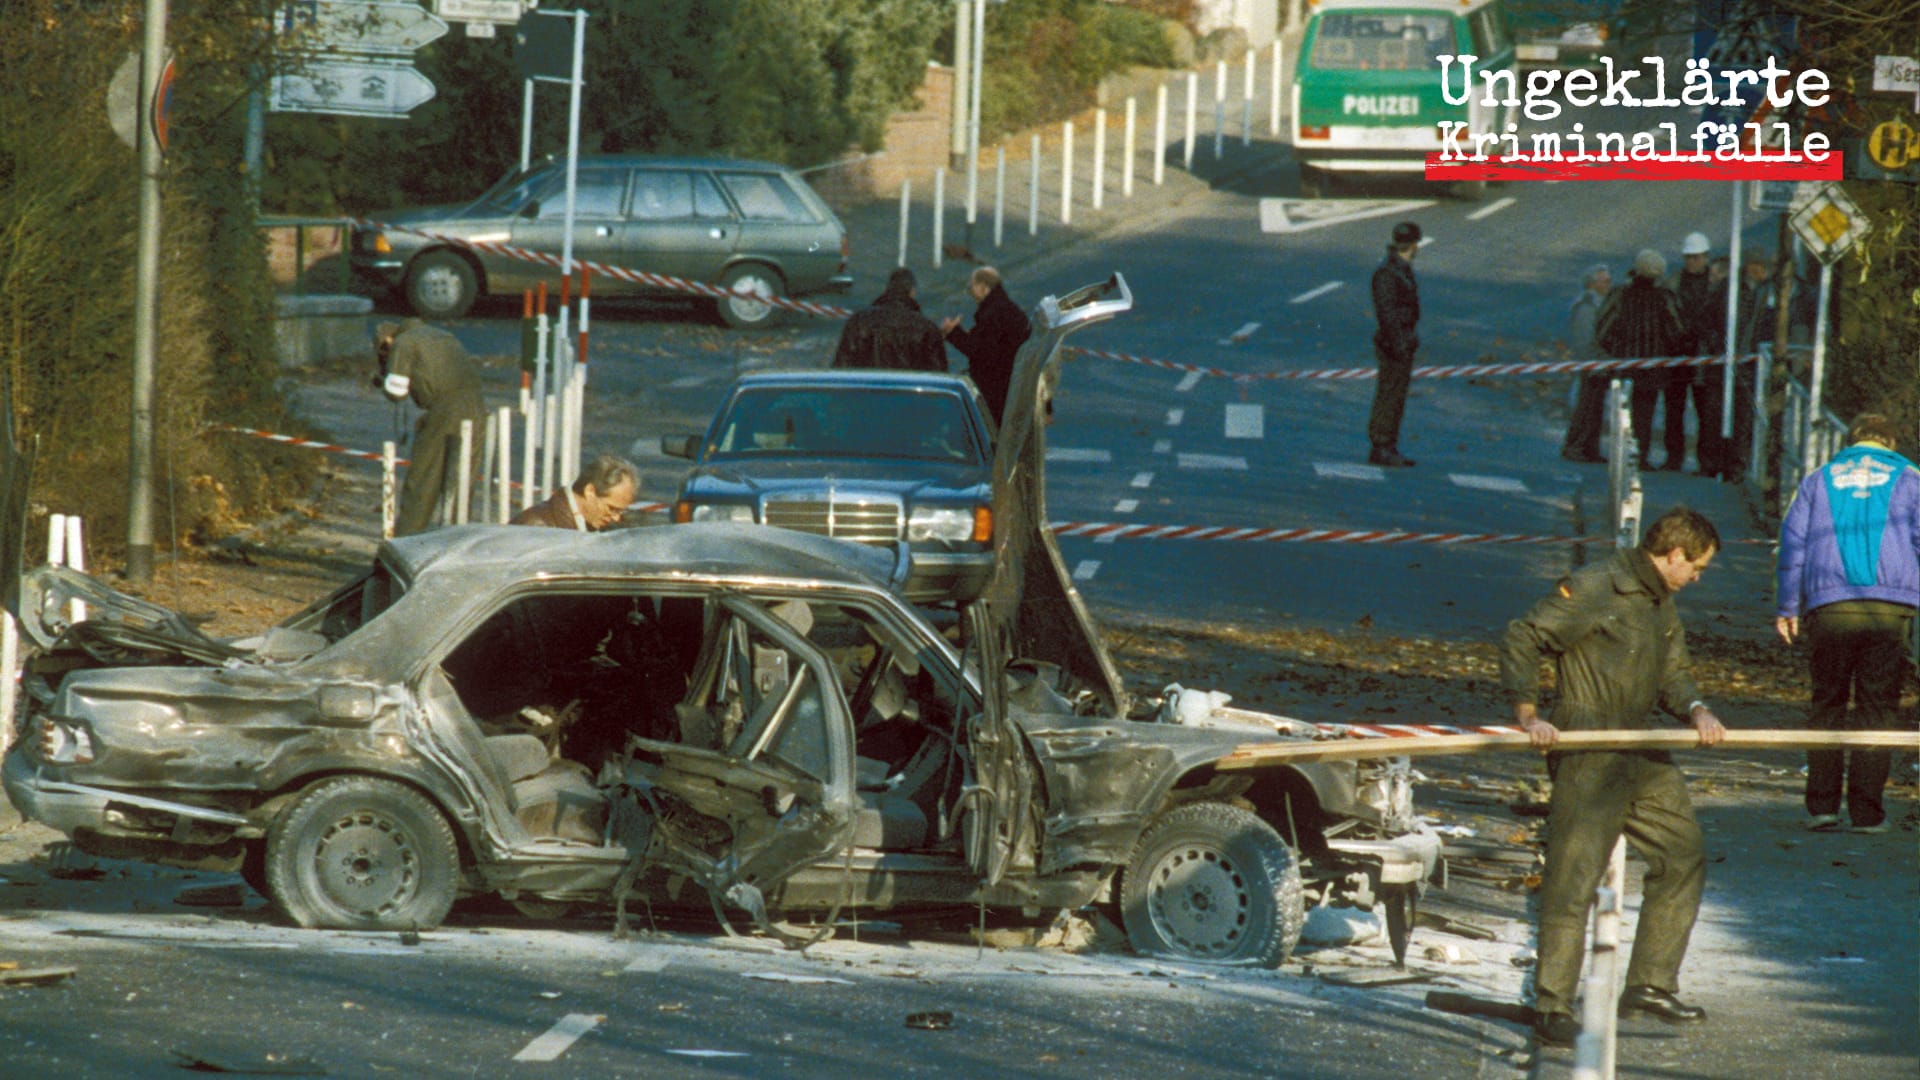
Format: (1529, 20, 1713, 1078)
(1868, 119, 1920, 171)
(1789, 184, 1872, 265)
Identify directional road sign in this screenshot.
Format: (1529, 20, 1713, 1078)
(436, 0, 526, 24)
(269, 58, 436, 117)
(276, 1, 449, 56)
(1788, 183, 1871, 266)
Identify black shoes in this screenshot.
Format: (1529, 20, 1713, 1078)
(1561, 447, 1605, 464)
(1657, 459, 1685, 472)
(1368, 446, 1416, 467)
(1618, 986, 1707, 1023)
(1534, 1011, 1580, 1047)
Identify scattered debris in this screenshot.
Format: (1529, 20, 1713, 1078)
(1320, 967, 1432, 988)
(1413, 911, 1497, 942)
(0, 966, 76, 987)
(904, 1011, 954, 1030)
(169, 1049, 325, 1075)
(742, 971, 852, 985)
(1509, 948, 1537, 968)
(397, 929, 421, 947)
(174, 883, 248, 908)
(1422, 944, 1472, 964)
(656, 1003, 686, 1013)
(1300, 906, 1384, 947)
(40, 842, 104, 881)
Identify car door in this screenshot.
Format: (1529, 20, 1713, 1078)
(955, 601, 1034, 887)
(714, 168, 832, 287)
(622, 167, 739, 289)
(506, 165, 634, 294)
(612, 594, 855, 912)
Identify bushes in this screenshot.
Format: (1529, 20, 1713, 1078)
(975, 0, 1179, 142)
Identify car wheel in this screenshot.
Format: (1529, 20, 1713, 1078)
(715, 263, 784, 329)
(264, 775, 460, 931)
(1298, 163, 1327, 200)
(1118, 802, 1303, 967)
(405, 250, 479, 320)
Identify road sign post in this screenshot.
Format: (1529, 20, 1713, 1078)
(1787, 183, 1872, 465)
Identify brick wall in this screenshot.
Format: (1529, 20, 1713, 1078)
(810, 64, 955, 205)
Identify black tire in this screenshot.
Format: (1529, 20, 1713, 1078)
(405, 250, 479, 320)
(715, 263, 784, 329)
(264, 776, 460, 931)
(1298, 163, 1328, 200)
(1118, 802, 1304, 967)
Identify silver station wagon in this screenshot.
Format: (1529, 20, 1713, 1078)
(350, 155, 853, 326)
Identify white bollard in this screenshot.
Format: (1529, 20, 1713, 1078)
(496, 406, 513, 524)
(1183, 72, 1197, 170)
(478, 410, 498, 524)
(64, 516, 86, 624)
(1243, 49, 1255, 145)
(1092, 109, 1106, 210)
(1271, 40, 1283, 136)
(1060, 120, 1073, 225)
(1123, 97, 1137, 198)
(521, 400, 539, 512)
(897, 180, 910, 268)
(1214, 60, 1227, 159)
(933, 166, 945, 268)
(993, 147, 1006, 248)
(542, 391, 560, 495)
(1028, 134, 1041, 236)
(47, 513, 66, 568)
(0, 611, 16, 758)
(1155, 83, 1168, 185)
(382, 441, 398, 539)
(967, 146, 979, 229)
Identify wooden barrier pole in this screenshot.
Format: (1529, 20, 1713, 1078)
(1218, 728, 1920, 769)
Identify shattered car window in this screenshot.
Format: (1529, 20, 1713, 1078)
(281, 560, 406, 644)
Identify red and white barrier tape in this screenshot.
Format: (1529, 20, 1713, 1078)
(1049, 520, 1590, 546)
(1063, 346, 1761, 384)
(1314, 722, 1522, 740)
(356, 218, 860, 321)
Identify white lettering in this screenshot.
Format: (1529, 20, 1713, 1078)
(1436, 54, 1476, 106)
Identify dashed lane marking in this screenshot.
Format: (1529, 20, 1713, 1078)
(1216, 321, 1262, 345)
(1073, 560, 1102, 581)
(1313, 461, 1387, 482)
(1131, 471, 1155, 488)
(624, 953, 673, 973)
(1154, 439, 1172, 454)
(1175, 371, 1203, 392)
(1178, 453, 1249, 471)
(1225, 403, 1264, 439)
(1166, 408, 1185, 426)
(1466, 196, 1517, 221)
(666, 375, 713, 389)
(1046, 447, 1113, 463)
(513, 1014, 604, 1063)
(1114, 498, 1139, 513)
(1449, 473, 1530, 494)
(1289, 281, 1344, 304)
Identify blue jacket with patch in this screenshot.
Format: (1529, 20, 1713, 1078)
(1776, 443, 1920, 616)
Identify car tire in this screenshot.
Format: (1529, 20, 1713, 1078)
(715, 263, 784, 329)
(405, 250, 479, 320)
(264, 775, 460, 931)
(1118, 801, 1303, 967)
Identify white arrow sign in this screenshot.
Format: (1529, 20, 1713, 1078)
(270, 59, 436, 117)
(276, 1, 449, 56)
(436, 0, 527, 23)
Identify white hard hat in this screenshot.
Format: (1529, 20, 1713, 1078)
(1681, 231, 1711, 256)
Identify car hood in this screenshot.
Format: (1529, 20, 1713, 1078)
(367, 202, 494, 229)
(683, 458, 989, 499)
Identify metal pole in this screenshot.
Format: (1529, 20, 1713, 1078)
(558, 11, 587, 280)
(1123, 97, 1136, 198)
(993, 147, 1005, 247)
(1805, 261, 1832, 465)
(1243, 48, 1255, 146)
(496, 406, 513, 524)
(478, 411, 496, 524)
(951, 1, 971, 163)
(1184, 73, 1197, 170)
(1060, 120, 1073, 226)
(933, 166, 945, 267)
(1092, 108, 1105, 210)
(968, 0, 985, 228)
(1028, 134, 1040, 236)
(897, 180, 910, 267)
(127, 0, 169, 584)
(1155, 83, 1168, 185)
(520, 78, 534, 173)
(1271, 40, 1282, 136)
(1723, 183, 1741, 439)
(1213, 60, 1226, 160)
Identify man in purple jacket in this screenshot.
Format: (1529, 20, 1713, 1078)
(1775, 413, 1920, 833)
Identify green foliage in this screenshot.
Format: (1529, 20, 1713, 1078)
(0, 0, 309, 558)
(974, 0, 1178, 142)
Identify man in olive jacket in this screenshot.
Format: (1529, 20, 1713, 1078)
(1501, 505, 1728, 1048)
(376, 320, 487, 536)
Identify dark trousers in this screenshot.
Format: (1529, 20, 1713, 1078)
(1725, 364, 1755, 478)
(1562, 375, 1609, 459)
(1805, 602, 1914, 827)
(396, 409, 482, 537)
(1368, 343, 1414, 450)
(1629, 371, 1687, 468)
(1535, 751, 1706, 1017)
(1685, 368, 1727, 476)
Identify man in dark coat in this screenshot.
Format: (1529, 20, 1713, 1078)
(942, 266, 1031, 426)
(376, 320, 487, 536)
(1668, 231, 1725, 475)
(1560, 263, 1614, 463)
(1597, 250, 1685, 472)
(1502, 505, 1727, 1048)
(1367, 221, 1421, 467)
(831, 267, 948, 372)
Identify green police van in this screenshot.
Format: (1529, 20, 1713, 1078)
(1292, 0, 1517, 197)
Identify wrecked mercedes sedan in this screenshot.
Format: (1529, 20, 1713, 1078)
(2, 275, 1439, 966)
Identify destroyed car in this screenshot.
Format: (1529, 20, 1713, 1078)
(1, 275, 1439, 966)
(663, 370, 996, 604)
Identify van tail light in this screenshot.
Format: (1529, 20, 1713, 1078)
(1298, 125, 1330, 140)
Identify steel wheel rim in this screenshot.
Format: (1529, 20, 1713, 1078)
(726, 273, 774, 322)
(1145, 843, 1251, 958)
(312, 810, 419, 918)
(417, 265, 464, 310)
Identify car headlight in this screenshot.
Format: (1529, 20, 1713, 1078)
(686, 503, 755, 524)
(908, 505, 990, 542)
(28, 715, 95, 765)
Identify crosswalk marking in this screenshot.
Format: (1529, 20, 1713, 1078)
(1177, 453, 1248, 471)
(1131, 471, 1155, 488)
(1175, 371, 1203, 392)
(1154, 439, 1172, 454)
(1073, 560, 1101, 581)
(1466, 196, 1517, 221)
(1114, 499, 1139, 513)
(1448, 473, 1530, 493)
(514, 1014, 604, 1063)
(1289, 281, 1344, 305)
(1225, 403, 1264, 439)
(1216, 321, 1262, 345)
(1166, 408, 1185, 427)
(1046, 447, 1113, 463)
(1313, 461, 1386, 482)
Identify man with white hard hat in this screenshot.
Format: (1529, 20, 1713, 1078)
(1666, 231, 1727, 475)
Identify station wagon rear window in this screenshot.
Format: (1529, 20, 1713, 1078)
(718, 172, 813, 222)
(1310, 13, 1457, 70)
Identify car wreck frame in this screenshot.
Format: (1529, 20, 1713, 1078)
(1, 274, 1440, 967)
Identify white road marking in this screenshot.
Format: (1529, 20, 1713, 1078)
(1178, 453, 1248, 471)
(1289, 281, 1343, 305)
(668, 1050, 752, 1058)
(1448, 473, 1530, 493)
(1224, 403, 1264, 439)
(667, 375, 712, 389)
(1046, 447, 1113, 463)
(624, 953, 673, 973)
(1258, 197, 1438, 235)
(1073, 560, 1102, 581)
(1175, 371, 1203, 392)
(1466, 196, 1517, 221)
(1130, 471, 1155, 488)
(1215, 321, 1261, 345)
(513, 1013, 604, 1062)
(1313, 461, 1386, 482)
(1113, 499, 1139, 513)
(1153, 438, 1172, 454)
(1165, 408, 1185, 426)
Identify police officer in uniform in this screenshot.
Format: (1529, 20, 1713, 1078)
(1367, 221, 1422, 467)
(1501, 505, 1728, 1047)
